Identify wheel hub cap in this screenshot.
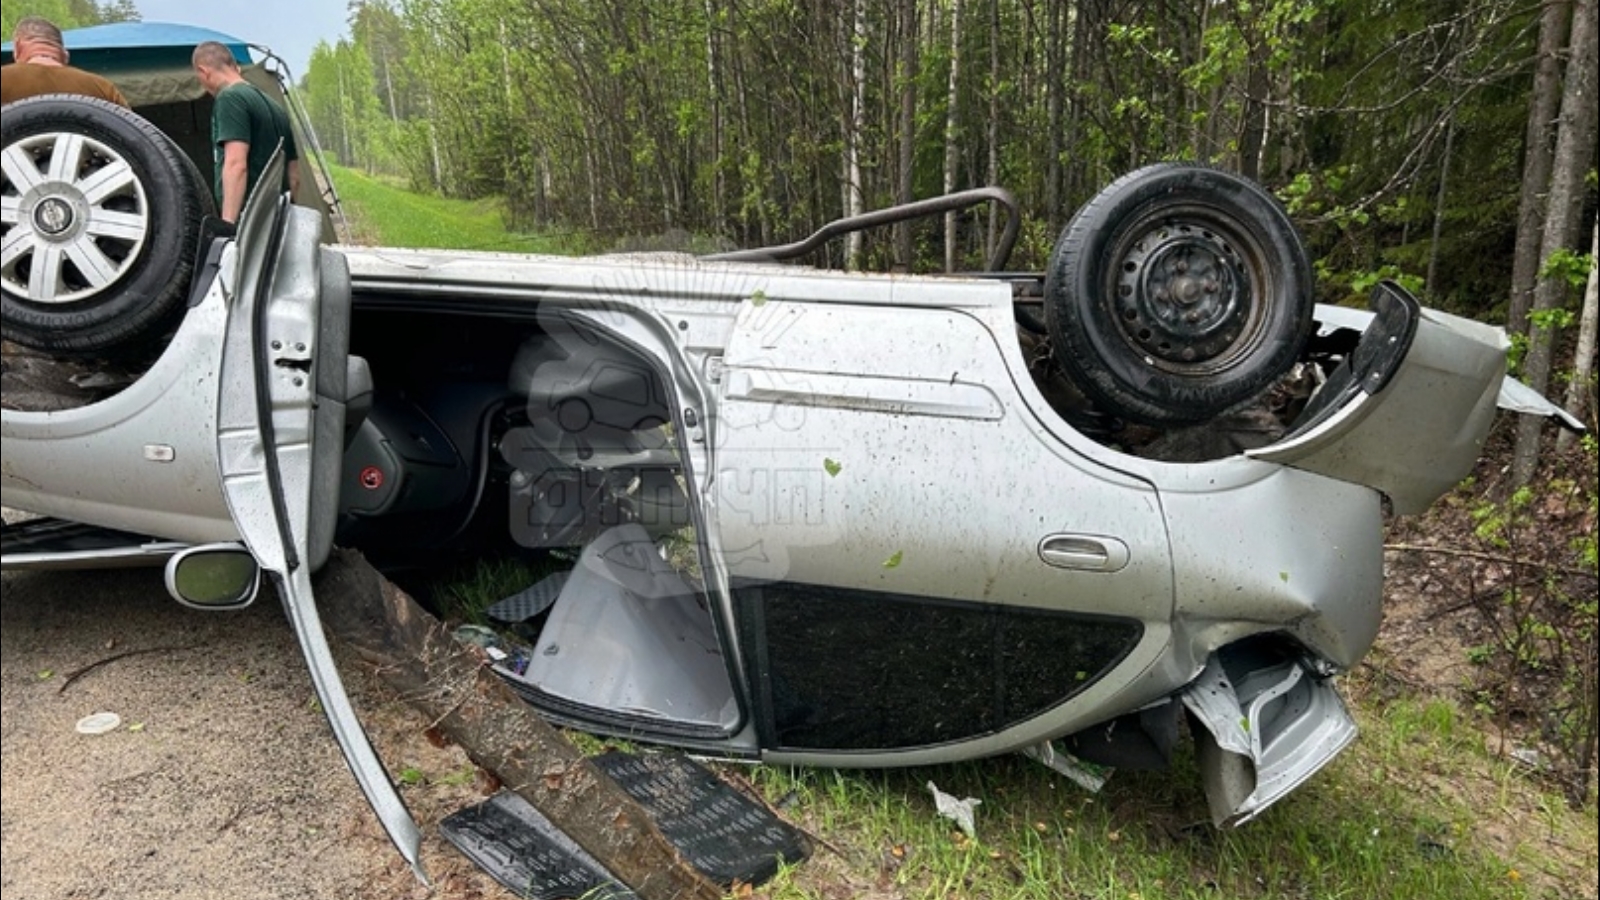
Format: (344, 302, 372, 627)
(1, 130, 150, 304)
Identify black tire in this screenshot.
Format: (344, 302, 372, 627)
(1044, 163, 1314, 427)
(1, 94, 214, 357)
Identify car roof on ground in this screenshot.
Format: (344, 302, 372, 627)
(1, 21, 252, 69)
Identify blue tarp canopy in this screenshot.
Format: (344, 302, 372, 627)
(2, 21, 273, 108)
(2, 21, 252, 69)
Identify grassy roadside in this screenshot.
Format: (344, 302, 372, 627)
(736, 688, 1597, 900)
(327, 164, 585, 253)
(338, 184, 1598, 900)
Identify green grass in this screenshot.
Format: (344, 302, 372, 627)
(427, 559, 1598, 900)
(428, 554, 564, 628)
(737, 692, 1596, 900)
(327, 164, 585, 253)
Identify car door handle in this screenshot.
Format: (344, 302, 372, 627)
(1038, 534, 1130, 572)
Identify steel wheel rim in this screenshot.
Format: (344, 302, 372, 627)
(1105, 204, 1272, 377)
(1, 131, 150, 304)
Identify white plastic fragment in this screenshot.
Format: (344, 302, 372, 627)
(75, 712, 121, 735)
(927, 780, 981, 839)
(1021, 740, 1110, 793)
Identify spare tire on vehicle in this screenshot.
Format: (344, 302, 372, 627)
(1, 94, 214, 357)
(1044, 163, 1314, 427)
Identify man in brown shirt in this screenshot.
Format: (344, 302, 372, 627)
(2, 16, 128, 106)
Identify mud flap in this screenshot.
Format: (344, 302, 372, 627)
(1180, 650, 1357, 826)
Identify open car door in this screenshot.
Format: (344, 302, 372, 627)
(217, 154, 423, 878)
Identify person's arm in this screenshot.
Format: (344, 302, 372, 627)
(287, 159, 302, 198)
(219, 140, 250, 223)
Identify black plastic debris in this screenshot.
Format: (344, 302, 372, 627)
(438, 791, 637, 900)
(591, 750, 810, 887)
(440, 751, 809, 896)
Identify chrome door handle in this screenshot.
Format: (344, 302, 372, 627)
(1038, 534, 1130, 572)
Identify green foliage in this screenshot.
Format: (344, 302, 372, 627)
(2, 0, 135, 38)
(1527, 306, 1576, 333)
(1349, 265, 1425, 299)
(1539, 248, 1595, 289)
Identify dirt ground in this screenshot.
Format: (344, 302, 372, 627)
(0, 558, 520, 900)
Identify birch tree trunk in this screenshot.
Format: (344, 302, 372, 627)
(944, 0, 963, 273)
(895, 0, 918, 271)
(705, 0, 725, 233)
(1556, 218, 1599, 450)
(845, 0, 867, 269)
(1426, 116, 1456, 299)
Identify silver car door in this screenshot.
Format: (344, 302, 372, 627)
(216, 154, 425, 881)
(713, 277, 1174, 761)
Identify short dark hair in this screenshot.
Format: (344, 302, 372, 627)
(191, 41, 238, 71)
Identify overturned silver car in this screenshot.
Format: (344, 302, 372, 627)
(1, 95, 1580, 876)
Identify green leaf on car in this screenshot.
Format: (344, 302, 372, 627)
(824, 458, 842, 477)
(883, 550, 903, 569)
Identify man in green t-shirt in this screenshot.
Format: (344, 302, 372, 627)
(191, 41, 300, 223)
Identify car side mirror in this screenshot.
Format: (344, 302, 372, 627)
(164, 544, 261, 610)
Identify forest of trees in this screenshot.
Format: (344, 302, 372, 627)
(301, 2, 1588, 293)
(299, 0, 1596, 474)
